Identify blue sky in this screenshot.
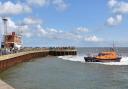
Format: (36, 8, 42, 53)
(0, 0, 128, 47)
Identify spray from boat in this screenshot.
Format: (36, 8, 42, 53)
(58, 55, 128, 65)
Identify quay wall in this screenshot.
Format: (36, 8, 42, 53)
(0, 49, 77, 72)
(0, 51, 49, 72)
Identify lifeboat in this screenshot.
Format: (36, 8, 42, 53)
(84, 49, 121, 62)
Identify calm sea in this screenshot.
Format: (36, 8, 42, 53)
(0, 47, 128, 89)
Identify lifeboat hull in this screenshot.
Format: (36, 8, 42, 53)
(84, 57, 121, 62)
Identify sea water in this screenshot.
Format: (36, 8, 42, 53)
(0, 47, 128, 89)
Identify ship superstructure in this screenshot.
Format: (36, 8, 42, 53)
(1, 18, 22, 50)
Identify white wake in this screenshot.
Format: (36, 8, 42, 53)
(58, 55, 85, 63)
(58, 56, 128, 65)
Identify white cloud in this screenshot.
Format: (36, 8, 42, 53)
(0, 19, 4, 35)
(24, 32, 32, 38)
(7, 18, 17, 33)
(108, 0, 117, 8)
(85, 35, 102, 42)
(27, 0, 49, 6)
(38, 28, 47, 35)
(23, 17, 42, 25)
(35, 25, 102, 42)
(108, 0, 128, 14)
(26, 0, 68, 11)
(8, 18, 16, 28)
(106, 14, 122, 26)
(0, 1, 31, 15)
(48, 28, 58, 33)
(20, 25, 33, 38)
(75, 27, 89, 33)
(114, 1, 128, 13)
(107, 0, 127, 27)
(45, 28, 83, 40)
(47, 28, 63, 33)
(37, 25, 47, 36)
(52, 0, 68, 11)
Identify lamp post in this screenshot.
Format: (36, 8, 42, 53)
(2, 18, 8, 48)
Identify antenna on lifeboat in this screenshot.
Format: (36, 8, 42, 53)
(112, 41, 116, 52)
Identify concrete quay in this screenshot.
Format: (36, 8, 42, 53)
(0, 80, 15, 89)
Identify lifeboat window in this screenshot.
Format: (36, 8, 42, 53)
(98, 53, 104, 56)
(98, 53, 109, 56)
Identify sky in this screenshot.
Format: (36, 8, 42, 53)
(0, 0, 128, 47)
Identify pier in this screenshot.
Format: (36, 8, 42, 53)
(49, 47, 77, 56)
(0, 47, 77, 72)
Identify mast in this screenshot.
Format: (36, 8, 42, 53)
(112, 41, 117, 52)
(113, 41, 115, 50)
